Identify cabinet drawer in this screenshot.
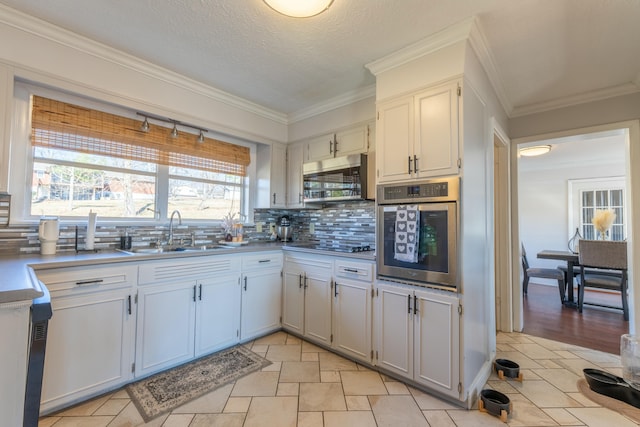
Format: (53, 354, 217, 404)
(335, 260, 373, 282)
(36, 263, 137, 295)
(242, 252, 283, 270)
(138, 255, 241, 285)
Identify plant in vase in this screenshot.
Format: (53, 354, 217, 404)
(592, 209, 616, 240)
(222, 212, 238, 242)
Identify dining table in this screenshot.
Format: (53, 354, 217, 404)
(536, 250, 580, 307)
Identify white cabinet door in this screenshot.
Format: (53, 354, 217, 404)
(413, 289, 460, 398)
(286, 142, 305, 208)
(414, 81, 460, 177)
(241, 269, 282, 340)
(136, 282, 196, 377)
(333, 278, 372, 363)
(303, 268, 333, 346)
(375, 283, 413, 379)
(376, 96, 414, 183)
(306, 133, 335, 162)
(334, 126, 368, 157)
(271, 143, 287, 208)
(282, 269, 305, 335)
(195, 274, 241, 356)
(41, 289, 135, 413)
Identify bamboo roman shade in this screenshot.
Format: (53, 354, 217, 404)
(31, 96, 250, 176)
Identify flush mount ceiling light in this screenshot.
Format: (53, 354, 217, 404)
(519, 145, 551, 157)
(263, 0, 334, 17)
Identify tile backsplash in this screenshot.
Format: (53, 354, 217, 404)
(0, 201, 376, 255)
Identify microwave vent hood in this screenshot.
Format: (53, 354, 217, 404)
(302, 153, 375, 203)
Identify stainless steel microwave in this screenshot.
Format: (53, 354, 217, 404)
(302, 153, 375, 203)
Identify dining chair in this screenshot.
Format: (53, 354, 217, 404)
(521, 244, 566, 302)
(577, 239, 628, 320)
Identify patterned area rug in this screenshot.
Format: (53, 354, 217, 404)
(127, 345, 271, 422)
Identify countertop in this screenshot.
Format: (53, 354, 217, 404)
(0, 241, 375, 304)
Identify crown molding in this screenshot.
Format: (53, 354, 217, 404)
(467, 19, 513, 117)
(365, 17, 475, 76)
(510, 82, 640, 118)
(0, 4, 288, 125)
(288, 85, 376, 124)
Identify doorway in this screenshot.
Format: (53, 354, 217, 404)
(511, 122, 638, 352)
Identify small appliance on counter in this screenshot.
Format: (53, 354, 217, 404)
(277, 215, 293, 242)
(38, 217, 59, 255)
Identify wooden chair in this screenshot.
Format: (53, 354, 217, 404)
(521, 244, 566, 302)
(577, 239, 628, 320)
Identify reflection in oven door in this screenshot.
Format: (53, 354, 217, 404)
(377, 202, 457, 289)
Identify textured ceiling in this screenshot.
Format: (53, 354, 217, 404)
(1, 0, 639, 118)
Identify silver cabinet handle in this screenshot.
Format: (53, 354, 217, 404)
(414, 294, 418, 315)
(408, 156, 413, 174)
(128, 295, 132, 315)
(334, 281, 338, 297)
(193, 285, 197, 302)
(244, 276, 248, 291)
(329, 138, 333, 154)
(199, 284, 202, 301)
(333, 134, 338, 155)
(75, 279, 103, 286)
(413, 155, 418, 172)
(407, 294, 411, 314)
(272, 192, 276, 204)
(299, 274, 303, 289)
(343, 268, 359, 273)
(258, 259, 271, 263)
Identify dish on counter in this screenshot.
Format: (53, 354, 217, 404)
(218, 240, 249, 247)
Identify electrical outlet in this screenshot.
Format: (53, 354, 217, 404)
(270, 223, 276, 233)
(309, 222, 315, 233)
(256, 222, 263, 233)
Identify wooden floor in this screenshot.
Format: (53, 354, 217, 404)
(522, 282, 629, 354)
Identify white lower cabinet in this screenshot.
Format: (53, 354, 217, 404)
(135, 256, 242, 377)
(136, 281, 197, 376)
(332, 260, 373, 364)
(375, 281, 460, 399)
(282, 254, 332, 346)
(37, 264, 137, 413)
(241, 252, 283, 340)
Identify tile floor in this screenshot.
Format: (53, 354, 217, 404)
(38, 331, 639, 426)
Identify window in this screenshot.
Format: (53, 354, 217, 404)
(569, 178, 626, 241)
(23, 93, 251, 221)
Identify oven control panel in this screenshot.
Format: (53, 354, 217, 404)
(377, 177, 459, 203)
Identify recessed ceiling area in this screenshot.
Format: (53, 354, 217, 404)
(1, 0, 639, 119)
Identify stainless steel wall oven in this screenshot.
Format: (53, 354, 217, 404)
(376, 177, 459, 290)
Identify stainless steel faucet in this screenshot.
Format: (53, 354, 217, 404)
(168, 210, 182, 246)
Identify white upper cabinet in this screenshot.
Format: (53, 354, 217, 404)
(256, 143, 287, 208)
(306, 124, 370, 162)
(286, 142, 305, 208)
(377, 79, 460, 183)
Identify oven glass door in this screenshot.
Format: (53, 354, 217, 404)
(377, 202, 457, 288)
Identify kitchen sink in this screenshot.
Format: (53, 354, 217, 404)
(117, 245, 227, 255)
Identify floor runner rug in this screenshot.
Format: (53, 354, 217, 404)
(127, 345, 271, 422)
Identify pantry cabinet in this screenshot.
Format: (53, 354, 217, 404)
(37, 264, 137, 413)
(377, 79, 460, 183)
(375, 281, 460, 399)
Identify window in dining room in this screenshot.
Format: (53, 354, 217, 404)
(569, 177, 626, 241)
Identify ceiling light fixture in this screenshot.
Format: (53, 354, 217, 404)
(140, 116, 150, 132)
(136, 112, 208, 143)
(197, 130, 206, 143)
(519, 145, 551, 157)
(263, 0, 334, 17)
